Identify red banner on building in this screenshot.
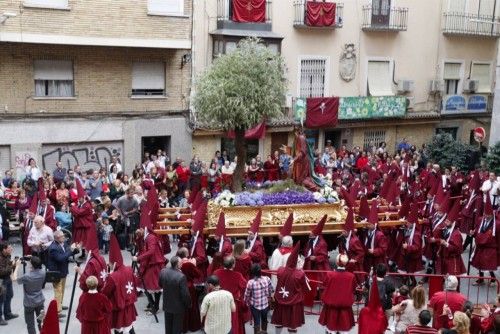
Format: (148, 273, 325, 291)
(305, 97, 339, 128)
(305, 1, 336, 27)
(227, 121, 266, 140)
(232, 0, 266, 23)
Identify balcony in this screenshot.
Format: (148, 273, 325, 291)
(442, 12, 500, 37)
(361, 5, 408, 32)
(217, 0, 272, 31)
(293, 1, 343, 29)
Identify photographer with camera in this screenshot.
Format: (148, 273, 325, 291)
(0, 242, 18, 325)
(47, 230, 80, 317)
(12, 256, 46, 334)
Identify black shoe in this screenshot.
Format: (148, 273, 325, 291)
(0, 319, 7, 326)
(5, 314, 18, 320)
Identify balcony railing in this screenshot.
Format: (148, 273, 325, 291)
(293, 1, 343, 28)
(361, 5, 408, 31)
(443, 12, 500, 37)
(217, 0, 272, 23)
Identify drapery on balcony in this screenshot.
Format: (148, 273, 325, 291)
(442, 12, 500, 37)
(217, 0, 272, 23)
(361, 5, 408, 31)
(293, 1, 343, 28)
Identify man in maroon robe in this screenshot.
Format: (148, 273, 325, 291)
(209, 212, 233, 274)
(246, 210, 268, 269)
(214, 256, 248, 334)
(271, 241, 309, 333)
(424, 192, 449, 274)
(436, 200, 466, 276)
(177, 247, 202, 333)
(70, 179, 95, 253)
(338, 207, 365, 279)
(471, 196, 498, 285)
(302, 215, 330, 307)
(428, 275, 467, 330)
(358, 273, 388, 334)
(188, 201, 208, 283)
(363, 200, 388, 272)
(460, 170, 482, 249)
(102, 235, 138, 334)
(76, 275, 113, 334)
(76, 233, 108, 292)
(36, 179, 58, 231)
(318, 254, 356, 333)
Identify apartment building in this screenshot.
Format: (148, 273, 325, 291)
(0, 0, 192, 175)
(191, 0, 498, 163)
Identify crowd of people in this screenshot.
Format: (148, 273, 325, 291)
(0, 138, 498, 334)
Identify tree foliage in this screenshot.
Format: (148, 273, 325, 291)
(193, 37, 287, 131)
(486, 141, 500, 174)
(426, 133, 479, 171)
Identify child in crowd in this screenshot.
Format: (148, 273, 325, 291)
(99, 214, 113, 254)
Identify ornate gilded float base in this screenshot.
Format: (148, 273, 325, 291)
(206, 201, 347, 237)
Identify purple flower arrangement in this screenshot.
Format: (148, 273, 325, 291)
(245, 180, 284, 190)
(233, 190, 316, 206)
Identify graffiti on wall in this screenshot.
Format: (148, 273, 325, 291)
(42, 142, 123, 172)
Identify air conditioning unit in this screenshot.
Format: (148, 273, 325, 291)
(429, 80, 444, 93)
(406, 96, 415, 110)
(397, 80, 414, 93)
(285, 93, 293, 108)
(463, 79, 479, 93)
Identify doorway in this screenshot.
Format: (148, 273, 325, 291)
(324, 130, 342, 149)
(142, 136, 171, 160)
(271, 132, 289, 156)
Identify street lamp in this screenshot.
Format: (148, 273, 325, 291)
(0, 12, 17, 24)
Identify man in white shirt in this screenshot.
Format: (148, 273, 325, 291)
(200, 275, 235, 334)
(27, 215, 54, 261)
(107, 155, 122, 173)
(481, 172, 499, 206)
(268, 236, 304, 287)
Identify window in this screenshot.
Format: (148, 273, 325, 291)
(436, 127, 458, 140)
(225, 42, 237, 54)
(147, 0, 184, 15)
(34, 60, 74, 97)
(367, 60, 393, 96)
(363, 130, 386, 150)
(132, 62, 165, 96)
(299, 58, 327, 98)
(471, 63, 492, 93)
(23, 0, 68, 9)
(443, 62, 462, 95)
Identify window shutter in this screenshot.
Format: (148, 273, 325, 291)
(471, 63, 492, 93)
(34, 60, 73, 80)
(367, 60, 393, 96)
(299, 59, 326, 98)
(148, 0, 184, 14)
(443, 63, 462, 80)
(25, 0, 68, 8)
(132, 62, 165, 90)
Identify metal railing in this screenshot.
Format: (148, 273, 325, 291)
(293, 1, 343, 28)
(443, 12, 500, 37)
(217, 0, 272, 23)
(361, 5, 408, 31)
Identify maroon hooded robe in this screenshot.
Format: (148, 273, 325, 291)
(214, 268, 248, 334)
(76, 291, 113, 334)
(137, 232, 165, 291)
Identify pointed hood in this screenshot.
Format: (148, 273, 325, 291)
(341, 187, 355, 208)
(407, 201, 419, 225)
(249, 209, 262, 235)
(191, 200, 207, 233)
(484, 194, 493, 216)
(311, 214, 327, 236)
(359, 196, 370, 220)
(385, 180, 399, 205)
(398, 195, 411, 219)
(358, 275, 388, 334)
(76, 178, 86, 199)
(286, 241, 301, 269)
(343, 207, 355, 232)
(215, 211, 226, 238)
(28, 192, 39, 215)
(37, 178, 46, 202)
(379, 177, 392, 199)
(191, 190, 203, 211)
(40, 300, 60, 334)
(280, 212, 294, 237)
(435, 183, 445, 206)
(108, 234, 123, 268)
(447, 199, 461, 223)
(349, 180, 361, 199)
(469, 170, 481, 192)
(368, 200, 379, 226)
(427, 180, 438, 197)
